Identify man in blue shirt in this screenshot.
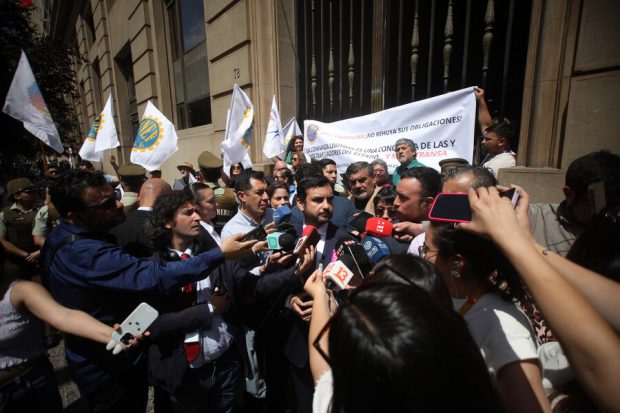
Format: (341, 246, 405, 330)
(40, 170, 255, 413)
(392, 138, 425, 186)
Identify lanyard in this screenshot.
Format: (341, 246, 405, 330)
(457, 287, 487, 316)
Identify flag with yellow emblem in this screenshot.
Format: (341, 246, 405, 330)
(130, 101, 178, 171)
(79, 95, 118, 162)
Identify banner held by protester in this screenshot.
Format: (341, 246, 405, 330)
(303, 87, 476, 172)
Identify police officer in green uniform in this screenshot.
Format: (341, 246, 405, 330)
(117, 163, 147, 215)
(197, 151, 238, 233)
(0, 178, 41, 278)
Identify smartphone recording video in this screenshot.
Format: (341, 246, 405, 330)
(429, 188, 521, 223)
(429, 192, 471, 223)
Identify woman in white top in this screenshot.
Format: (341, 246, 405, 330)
(423, 221, 551, 413)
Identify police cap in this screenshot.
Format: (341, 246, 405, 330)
(198, 151, 223, 169)
(7, 178, 35, 196)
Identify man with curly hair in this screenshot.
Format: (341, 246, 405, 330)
(40, 170, 256, 413)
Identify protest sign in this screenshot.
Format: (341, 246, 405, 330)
(303, 87, 476, 172)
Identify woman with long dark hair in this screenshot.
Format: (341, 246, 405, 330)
(285, 136, 304, 165)
(304, 268, 502, 412)
(422, 221, 551, 413)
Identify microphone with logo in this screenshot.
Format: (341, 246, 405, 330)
(335, 235, 372, 280)
(323, 260, 355, 290)
(365, 217, 394, 238)
(266, 231, 296, 252)
(273, 204, 292, 225)
(361, 235, 391, 263)
(293, 225, 321, 271)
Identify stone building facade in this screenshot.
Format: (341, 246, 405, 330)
(47, 0, 619, 202)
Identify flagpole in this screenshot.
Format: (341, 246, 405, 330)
(39, 140, 48, 169)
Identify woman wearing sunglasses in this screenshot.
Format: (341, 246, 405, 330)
(372, 186, 397, 222)
(303, 265, 502, 413)
(290, 151, 306, 173)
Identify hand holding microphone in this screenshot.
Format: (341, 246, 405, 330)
(304, 264, 327, 300)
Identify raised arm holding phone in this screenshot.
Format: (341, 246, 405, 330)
(460, 186, 620, 413)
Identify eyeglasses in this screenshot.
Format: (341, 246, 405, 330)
(20, 187, 38, 194)
(85, 195, 118, 211)
(313, 313, 336, 366)
(373, 169, 386, 176)
(292, 157, 299, 161)
(375, 207, 396, 218)
(418, 244, 438, 260)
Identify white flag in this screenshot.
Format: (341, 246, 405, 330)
(130, 101, 178, 171)
(2, 51, 63, 153)
(283, 117, 303, 146)
(79, 95, 119, 162)
(262, 95, 285, 159)
(94, 95, 119, 153)
(222, 109, 252, 177)
(78, 114, 103, 162)
(221, 84, 254, 175)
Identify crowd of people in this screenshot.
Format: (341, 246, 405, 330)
(1, 108, 619, 413)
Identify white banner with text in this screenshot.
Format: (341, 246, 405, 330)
(303, 87, 476, 172)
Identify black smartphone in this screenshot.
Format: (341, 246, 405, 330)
(241, 226, 267, 242)
(429, 192, 472, 223)
(429, 188, 521, 223)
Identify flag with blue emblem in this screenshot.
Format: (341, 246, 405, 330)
(2, 51, 64, 153)
(78, 113, 102, 162)
(130, 101, 178, 171)
(262, 95, 285, 159)
(221, 84, 254, 175)
(79, 95, 119, 162)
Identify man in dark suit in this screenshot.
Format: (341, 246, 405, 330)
(289, 163, 355, 231)
(146, 190, 313, 413)
(287, 175, 348, 413)
(109, 178, 171, 257)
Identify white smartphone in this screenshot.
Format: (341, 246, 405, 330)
(111, 302, 159, 345)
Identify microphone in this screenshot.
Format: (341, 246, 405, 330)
(273, 205, 292, 225)
(293, 225, 320, 255)
(323, 260, 355, 290)
(266, 232, 295, 252)
(365, 217, 394, 237)
(361, 235, 391, 263)
(335, 235, 372, 279)
(293, 225, 320, 270)
(347, 211, 373, 234)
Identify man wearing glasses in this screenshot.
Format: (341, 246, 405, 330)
(40, 169, 255, 412)
(370, 159, 391, 187)
(0, 178, 42, 278)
